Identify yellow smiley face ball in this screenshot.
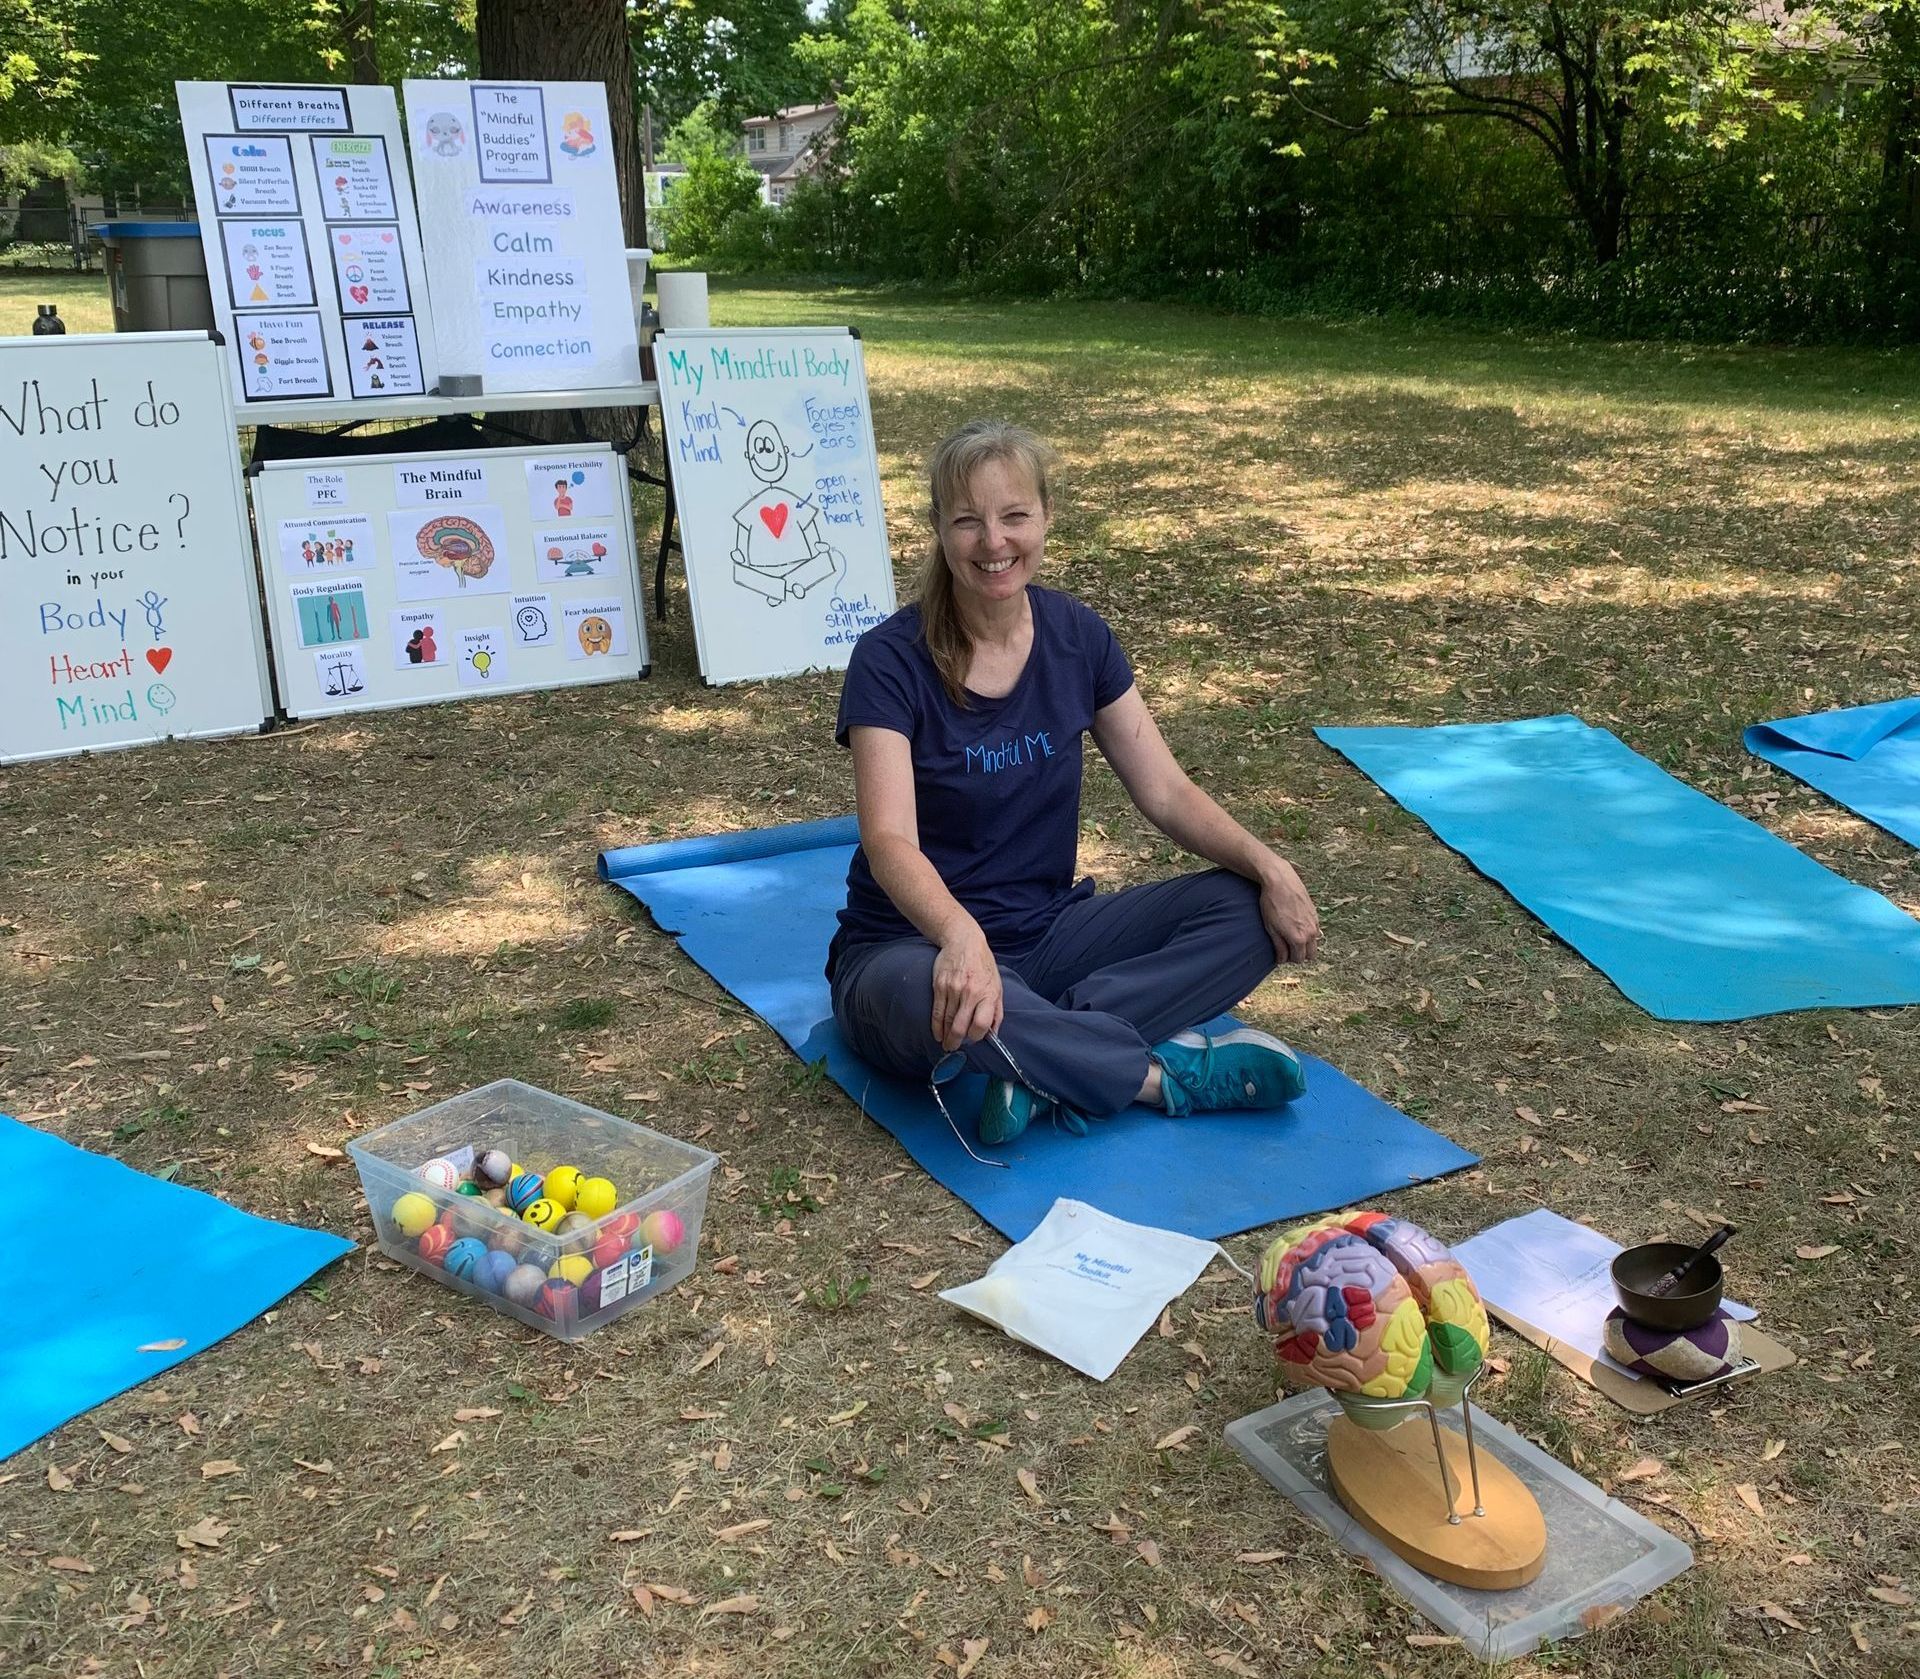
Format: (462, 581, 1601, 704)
(391, 1191, 437, 1239)
(548, 1254, 594, 1286)
(543, 1165, 584, 1211)
(522, 1197, 565, 1232)
(575, 1176, 618, 1219)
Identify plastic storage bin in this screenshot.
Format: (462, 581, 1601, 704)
(348, 1079, 717, 1343)
(93, 222, 215, 333)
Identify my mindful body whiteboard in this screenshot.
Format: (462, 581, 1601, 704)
(402, 80, 641, 394)
(177, 81, 438, 407)
(655, 327, 895, 685)
(0, 333, 273, 764)
(250, 442, 648, 718)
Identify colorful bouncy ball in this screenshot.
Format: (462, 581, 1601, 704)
(522, 1196, 565, 1232)
(574, 1176, 618, 1220)
(444, 1237, 488, 1279)
(506, 1171, 545, 1213)
(543, 1165, 584, 1211)
(417, 1224, 455, 1264)
(390, 1191, 437, 1239)
(641, 1208, 684, 1255)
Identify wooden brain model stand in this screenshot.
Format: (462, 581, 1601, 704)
(1254, 1212, 1547, 1590)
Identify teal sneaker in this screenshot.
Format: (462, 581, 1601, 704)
(978, 1078, 1051, 1144)
(1151, 1027, 1307, 1116)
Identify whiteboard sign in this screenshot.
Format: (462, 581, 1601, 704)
(402, 79, 640, 394)
(654, 327, 895, 685)
(251, 443, 648, 718)
(178, 80, 438, 409)
(0, 333, 273, 764)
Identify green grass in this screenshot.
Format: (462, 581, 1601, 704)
(1, 268, 115, 336)
(1, 278, 1914, 1679)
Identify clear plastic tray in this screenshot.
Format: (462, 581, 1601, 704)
(346, 1079, 717, 1343)
(1225, 1390, 1693, 1663)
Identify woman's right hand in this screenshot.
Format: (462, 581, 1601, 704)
(931, 923, 1003, 1052)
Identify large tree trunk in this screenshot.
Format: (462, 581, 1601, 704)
(475, 0, 647, 248)
(473, 0, 651, 439)
(342, 1, 378, 85)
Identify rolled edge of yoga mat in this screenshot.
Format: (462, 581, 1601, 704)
(1744, 694, 1920, 764)
(598, 813, 861, 883)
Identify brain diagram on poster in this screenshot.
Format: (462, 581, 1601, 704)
(654, 328, 896, 685)
(249, 443, 648, 719)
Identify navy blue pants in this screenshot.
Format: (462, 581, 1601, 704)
(829, 869, 1279, 1117)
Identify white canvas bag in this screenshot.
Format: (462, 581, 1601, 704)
(939, 1199, 1241, 1381)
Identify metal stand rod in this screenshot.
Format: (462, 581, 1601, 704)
(1422, 1402, 1462, 1524)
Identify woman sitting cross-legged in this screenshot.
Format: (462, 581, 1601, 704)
(828, 419, 1321, 1146)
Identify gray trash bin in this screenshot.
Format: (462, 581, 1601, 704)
(94, 222, 215, 333)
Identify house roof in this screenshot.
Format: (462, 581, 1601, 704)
(741, 103, 837, 129)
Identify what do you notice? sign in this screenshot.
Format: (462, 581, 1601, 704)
(0, 334, 273, 763)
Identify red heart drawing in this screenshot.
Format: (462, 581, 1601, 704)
(350, 285, 370, 304)
(380, 231, 394, 243)
(337, 233, 351, 245)
(147, 647, 173, 674)
(758, 504, 789, 539)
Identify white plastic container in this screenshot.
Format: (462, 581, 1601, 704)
(347, 1079, 717, 1343)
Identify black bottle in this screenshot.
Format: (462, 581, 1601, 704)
(32, 304, 66, 335)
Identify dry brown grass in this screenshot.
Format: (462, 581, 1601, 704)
(2, 279, 1917, 1679)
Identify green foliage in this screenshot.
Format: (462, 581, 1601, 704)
(657, 104, 766, 256)
(742, 0, 1920, 339)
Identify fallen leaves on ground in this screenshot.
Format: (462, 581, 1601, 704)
(177, 1516, 230, 1550)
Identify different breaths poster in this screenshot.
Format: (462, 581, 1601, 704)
(277, 513, 375, 577)
(291, 579, 371, 648)
(457, 626, 508, 687)
(526, 455, 617, 520)
(388, 504, 513, 601)
(563, 599, 626, 661)
(533, 524, 616, 581)
(511, 593, 555, 647)
(390, 606, 446, 670)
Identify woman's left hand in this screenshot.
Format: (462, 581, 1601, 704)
(1259, 862, 1321, 964)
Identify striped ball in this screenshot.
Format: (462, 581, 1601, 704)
(506, 1171, 545, 1213)
(1603, 1307, 1743, 1385)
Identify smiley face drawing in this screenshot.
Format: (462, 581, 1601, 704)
(576, 614, 613, 656)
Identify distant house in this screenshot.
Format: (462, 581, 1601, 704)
(740, 103, 838, 206)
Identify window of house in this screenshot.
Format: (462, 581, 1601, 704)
(748, 129, 765, 152)
(779, 124, 790, 151)
(771, 184, 787, 206)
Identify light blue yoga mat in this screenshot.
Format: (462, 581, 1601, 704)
(1316, 714, 1920, 1022)
(1746, 696, 1920, 850)
(599, 817, 1476, 1243)
(0, 1116, 353, 1461)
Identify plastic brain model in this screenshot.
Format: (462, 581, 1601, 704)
(1254, 1212, 1490, 1400)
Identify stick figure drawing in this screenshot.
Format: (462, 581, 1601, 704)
(729, 420, 842, 607)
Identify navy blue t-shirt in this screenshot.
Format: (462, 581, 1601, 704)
(829, 586, 1135, 974)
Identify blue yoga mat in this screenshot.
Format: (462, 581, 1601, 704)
(0, 1116, 353, 1461)
(599, 817, 1476, 1243)
(1317, 714, 1920, 1022)
(1746, 696, 1920, 851)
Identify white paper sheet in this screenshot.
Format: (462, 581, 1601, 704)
(1454, 1208, 1753, 1380)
